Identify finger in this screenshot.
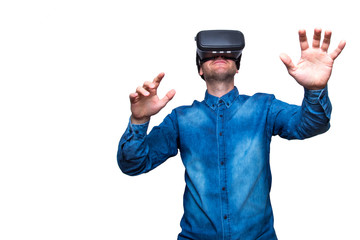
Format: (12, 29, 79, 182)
(129, 92, 139, 103)
(298, 29, 309, 51)
(152, 72, 165, 87)
(312, 28, 322, 48)
(143, 81, 156, 94)
(321, 30, 332, 52)
(280, 53, 295, 71)
(159, 89, 176, 107)
(330, 40, 346, 60)
(136, 86, 150, 97)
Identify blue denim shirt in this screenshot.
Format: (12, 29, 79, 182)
(117, 86, 331, 240)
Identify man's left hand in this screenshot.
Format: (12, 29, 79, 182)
(280, 28, 346, 90)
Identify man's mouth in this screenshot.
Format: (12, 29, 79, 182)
(213, 59, 227, 64)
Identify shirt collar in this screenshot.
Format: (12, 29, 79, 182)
(204, 86, 239, 110)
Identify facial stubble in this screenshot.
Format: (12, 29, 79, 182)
(201, 63, 237, 84)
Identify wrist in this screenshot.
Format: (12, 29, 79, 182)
(131, 115, 150, 125)
(304, 85, 326, 91)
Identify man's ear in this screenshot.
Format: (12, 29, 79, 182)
(199, 66, 204, 76)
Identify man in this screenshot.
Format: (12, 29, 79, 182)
(117, 29, 345, 239)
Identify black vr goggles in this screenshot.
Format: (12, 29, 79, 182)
(195, 30, 245, 78)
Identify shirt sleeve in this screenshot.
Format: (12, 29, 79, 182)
(268, 86, 332, 140)
(117, 112, 179, 176)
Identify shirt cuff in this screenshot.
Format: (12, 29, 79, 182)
(304, 86, 328, 104)
(123, 118, 150, 141)
(304, 86, 332, 119)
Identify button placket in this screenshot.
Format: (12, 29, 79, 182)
(217, 100, 230, 235)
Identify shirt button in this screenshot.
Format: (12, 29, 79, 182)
(219, 132, 223, 136)
(220, 161, 224, 165)
(224, 215, 228, 220)
(219, 114, 223, 118)
(222, 187, 226, 191)
(219, 100, 223, 104)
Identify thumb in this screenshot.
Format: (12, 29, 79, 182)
(279, 53, 295, 71)
(159, 89, 176, 108)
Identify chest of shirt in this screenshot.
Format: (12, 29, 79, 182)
(174, 96, 272, 172)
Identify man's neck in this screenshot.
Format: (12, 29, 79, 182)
(206, 81, 235, 98)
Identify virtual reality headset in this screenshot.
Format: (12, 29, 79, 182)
(195, 30, 245, 77)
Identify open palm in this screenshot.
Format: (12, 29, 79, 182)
(280, 29, 346, 90)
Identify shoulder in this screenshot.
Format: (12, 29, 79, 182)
(172, 100, 203, 115)
(238, 92, 275, 105)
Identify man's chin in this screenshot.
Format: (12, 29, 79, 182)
(204, 72, 235, 83)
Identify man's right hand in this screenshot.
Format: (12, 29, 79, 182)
(129, 72, 176, 124)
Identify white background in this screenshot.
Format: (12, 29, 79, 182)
(1, 0, 359, 239)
